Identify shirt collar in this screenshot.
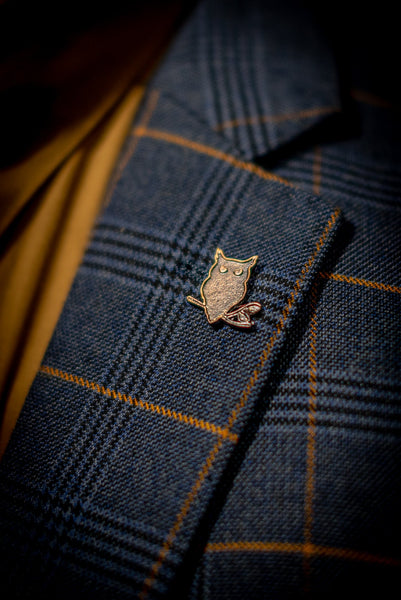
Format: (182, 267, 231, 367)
(154, 0, 342, 160)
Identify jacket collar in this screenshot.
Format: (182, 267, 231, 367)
(154, 0, 342, 160)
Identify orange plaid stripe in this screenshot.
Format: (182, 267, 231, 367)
(134, 126, 292, 187)
(206, 541, 401, 567)
(320, 272, 401, 294)
(40, 365, 238, 443)
(214, 105, 340, 131)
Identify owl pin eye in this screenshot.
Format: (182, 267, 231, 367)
(234, 268, 243, 276)
(219, 265, 228, 273)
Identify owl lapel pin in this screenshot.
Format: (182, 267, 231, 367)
(187, 248, 262, 328)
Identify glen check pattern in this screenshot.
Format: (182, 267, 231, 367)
(1, 1, 400, 599)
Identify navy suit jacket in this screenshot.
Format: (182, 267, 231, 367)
(1, 1, 400, 598)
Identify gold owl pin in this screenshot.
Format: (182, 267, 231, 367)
(187, 248, 262, 328)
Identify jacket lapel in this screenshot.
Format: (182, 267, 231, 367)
(153, 0, 342, 159)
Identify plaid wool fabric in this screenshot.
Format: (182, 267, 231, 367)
(1, 1, 400, 598)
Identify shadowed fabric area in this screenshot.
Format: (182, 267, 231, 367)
(0, 0, 185, 451)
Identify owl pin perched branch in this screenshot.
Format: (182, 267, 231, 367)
(187, 248, 262, 329)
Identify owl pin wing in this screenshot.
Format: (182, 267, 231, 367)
(221, 302, 262, 328)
